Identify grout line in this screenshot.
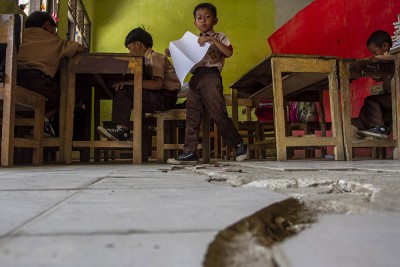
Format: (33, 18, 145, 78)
(8, 229, 218, 238)
(0, 175, 109, 239)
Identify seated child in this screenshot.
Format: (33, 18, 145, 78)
(172, 3, 247, 163)
(17, 11, 85, 136)
(355, 30, 394, 139)
(97, 27, 180, 142)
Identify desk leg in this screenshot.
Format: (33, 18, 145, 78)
(395, 54, 400, 160)
(131, 58, 143, 164)
(64, 59, 76, 164)
(319, 90, 327, 158)
(58, 59, 68, 162)
(329, 59, 344, 161)
(271, 58, 287, 161)
(339, 61, 352, 160)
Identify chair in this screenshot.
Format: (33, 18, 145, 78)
(221, 95, 267, 160)
(0, 14, 47, 166)
(156, 108, 213, 163)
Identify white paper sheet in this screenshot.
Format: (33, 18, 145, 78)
(169, 31, 210, 85)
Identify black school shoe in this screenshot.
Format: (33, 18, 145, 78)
(235, 141, 248, 161)
(97, 125, 129, 141)
(357, 125, 389, 139)
(174, 150, 198, 163)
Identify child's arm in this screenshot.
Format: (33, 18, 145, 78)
(143, 76, 163, 90)
(76, 44, 86, 53)
(112, 77, 163, 91)
(198, 35, 233, 58)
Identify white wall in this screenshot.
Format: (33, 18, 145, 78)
(274, 0, 313, 29)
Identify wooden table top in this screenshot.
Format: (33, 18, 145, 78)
(230, 54, 335, 101)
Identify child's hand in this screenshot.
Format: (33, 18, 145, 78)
(165, 48, 171, 57)
(198, 35, 213, 46)
(113, 81, 125, 90)
(113, 81, 133, 91)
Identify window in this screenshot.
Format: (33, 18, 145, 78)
(68, 0, 91, 49)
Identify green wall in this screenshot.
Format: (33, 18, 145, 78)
(92, 0, 275, 89)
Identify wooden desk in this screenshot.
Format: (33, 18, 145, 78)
(339, 58, 397, 160)
(62, 53, 143, 164)
(230, 54, 344, 161)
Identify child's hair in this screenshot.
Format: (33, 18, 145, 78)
(366, 30, 392, 48)
(124, 27, 153, 48)
(193, 3, 217, 18)
(25, 11, 57, 28)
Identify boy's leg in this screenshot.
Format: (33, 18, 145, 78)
(17, 69, 60, 137)
(111, 86, 133, 127)
(183, 75, 204, 153)
(199, 73, 242, 148)
(359, 93, 392, 129)
(17, 69, 60, 117)
(357, 93, 392, 138)
(97, 86, 132, 141)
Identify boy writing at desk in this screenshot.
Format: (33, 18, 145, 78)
(97, 27, 180, 151)
(355, 30, 394, 139)
(170, 3, 247, 163)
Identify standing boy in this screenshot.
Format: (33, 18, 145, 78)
(355, 30, 394, 138)
(97, 27, 180, 142)
(17, 11, 85, 136)
(174, 3, 247, 163)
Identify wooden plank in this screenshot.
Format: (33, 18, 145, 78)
(1, 15, 16, 167)
(32, 97, 45, 165)
(352, 139, 396, 148)
(285, 137, 337, 147)
(43, 138, 61, 147)
(162, 109, 187, 120)
(275, 57, 332, 73)
(249, 72, 327, 99)
(271, 58, 287, 161)
(131, 57, 143, 164)
(58, 59, 68, 162)
(14, 138, 40, 148)
(72, 141, 133, 148)
(224, 95, 253, 107)
(319, 90, 327, 157)
(156, 112, 165, 162)
(349, 59, 394, 79)
(327, 59, 344, 160)
(164, 144, 184, 149)
(74, 55, 131, 74)
(0, 15, 11, 43)
(64, 57, 77, 164)
(255, 139, 276, 145)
